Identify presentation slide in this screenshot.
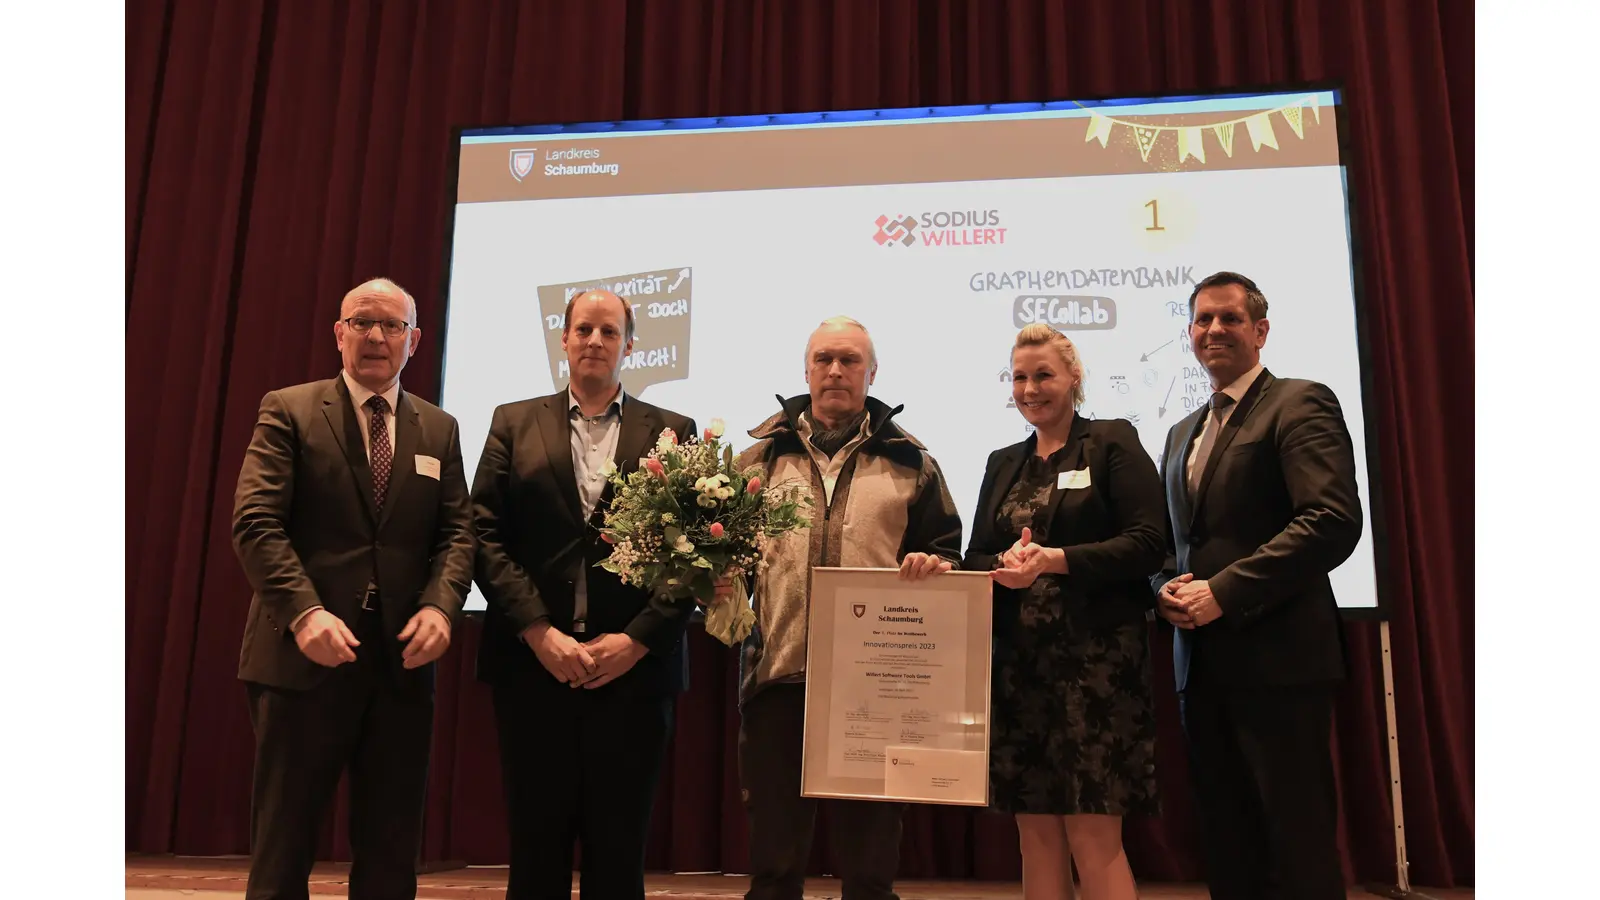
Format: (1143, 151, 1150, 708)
(442, 89, 1379, 614)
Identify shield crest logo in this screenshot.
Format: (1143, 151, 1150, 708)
(852, 604, 866, 618)
(509, 149, 536, 182)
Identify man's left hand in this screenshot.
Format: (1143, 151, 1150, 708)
(399, 606, 452, 669)
(1174, 579, 1224, 626)
(898, 553, 952, 580)
(579, 633, 648, 689)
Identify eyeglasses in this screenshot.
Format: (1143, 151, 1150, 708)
(341, 316, 413, 338)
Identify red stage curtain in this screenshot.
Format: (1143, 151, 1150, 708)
(126, 0, 1473, 886)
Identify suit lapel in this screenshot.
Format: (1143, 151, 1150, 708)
(1039, 416, 1091, 539)
(322, 377, 379, 525)
(377, 391, 422, 530)
(612, 398, 659, 477)
(978, 444, 1026, 539)
(537, 393, 582, 526)
(1169, 408, 1206, 529)
(1189, 370, 1274, 529)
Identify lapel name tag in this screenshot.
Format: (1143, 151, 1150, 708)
(415, 454, 441, 480)
(1057, 468, 1091, 490)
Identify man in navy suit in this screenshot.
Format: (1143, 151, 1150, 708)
(1153, 271, 1364, 900)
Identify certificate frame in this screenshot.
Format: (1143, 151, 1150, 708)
(800, 567, 993, 806)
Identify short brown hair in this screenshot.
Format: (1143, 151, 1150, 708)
(1188, 271, 1269, 321)
(563, 289, 636, 342)
(1012, 323, 1086, 408)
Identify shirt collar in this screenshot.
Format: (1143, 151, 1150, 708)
(567, 384, 625, 420)
(795, 407, 872, 441)
(341, 369, 401, 414)
(1217, 362, 1265, 405)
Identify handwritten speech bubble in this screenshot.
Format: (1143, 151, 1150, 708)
(536, 266, 693, 397)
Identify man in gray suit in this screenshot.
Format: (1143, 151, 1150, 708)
(232, 277, 475, 900)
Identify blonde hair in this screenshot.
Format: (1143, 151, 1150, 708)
(1012, 324, 1085, 408)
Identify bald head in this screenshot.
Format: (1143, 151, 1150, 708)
(341, 277, 417, 324)
(334, 277, 420, 394)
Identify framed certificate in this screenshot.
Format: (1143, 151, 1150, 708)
(800, 567, 993, 806)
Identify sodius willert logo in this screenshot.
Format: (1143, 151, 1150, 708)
(873, 215, 918, 246)
(873, 209, 1007, 247)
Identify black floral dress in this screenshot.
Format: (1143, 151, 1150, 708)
(989, 446, 1159, 816)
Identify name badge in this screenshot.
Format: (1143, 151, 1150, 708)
(415, 455, 441, 480)
(1057, 468, 1091, 490)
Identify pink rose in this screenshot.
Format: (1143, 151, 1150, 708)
(660, 428, 677, 445)
(644, 458, 666, 479)
(709, 522, 725, 539)
(746, 476, 762, 494)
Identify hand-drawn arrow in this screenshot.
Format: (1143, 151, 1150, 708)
(1141, 338, 1174, 362)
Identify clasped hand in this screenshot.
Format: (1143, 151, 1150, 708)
(990, 527, 1062, 589)
(1156, 574, 1223, 628)
(523, 622, 646, 689)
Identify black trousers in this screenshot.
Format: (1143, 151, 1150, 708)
(1178, 678, 1345, 900)
(739, 683, 905, 900)
(245, 609, 433, 900)
(492, 675, 676, 900)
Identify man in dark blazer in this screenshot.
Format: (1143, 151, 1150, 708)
(1153, 271, 1364, 900)
(472, 289, 698, 900)
(232, 277, 475, 900)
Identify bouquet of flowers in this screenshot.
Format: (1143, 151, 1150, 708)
(595, 419, 811, 646)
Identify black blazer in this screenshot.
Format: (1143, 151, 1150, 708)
(964, 415, 1166, 636)
(1152, 369, 1363, 690)
(231, 376, 476, 693)
(471, 390, 698, 695)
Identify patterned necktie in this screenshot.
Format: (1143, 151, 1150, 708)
(366, 395, 393, 511)
(1187, 392, 1236, 497)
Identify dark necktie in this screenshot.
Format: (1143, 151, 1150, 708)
(366, 395, 393, 511)
(1187, 392, 1236, 497)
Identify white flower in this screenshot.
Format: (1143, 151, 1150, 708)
(709, 418, 726, 438)
(656, 428, 678, 453)
(672, 533, 695, 554)
(598, 458, 618, 478)
(715, 487, 734, 500)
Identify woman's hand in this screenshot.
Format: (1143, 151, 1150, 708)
(991, 526, 1065, 589)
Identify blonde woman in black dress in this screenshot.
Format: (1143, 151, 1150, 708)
(964, 324, 1166, 900)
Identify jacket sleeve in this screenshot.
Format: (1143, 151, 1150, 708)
(232, 390, 322, 628)
(899, 453, 964, 565)
(419, 415, 476, 622)
(1210, 383, 1364, 626)
(962, 449, 1007, 572)
(1060, 419, 1167, 594)
(470, 404, 550, 633)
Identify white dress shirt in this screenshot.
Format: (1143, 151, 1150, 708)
(340, 369, 401, 460)
(1185, 362, 1265, 488)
